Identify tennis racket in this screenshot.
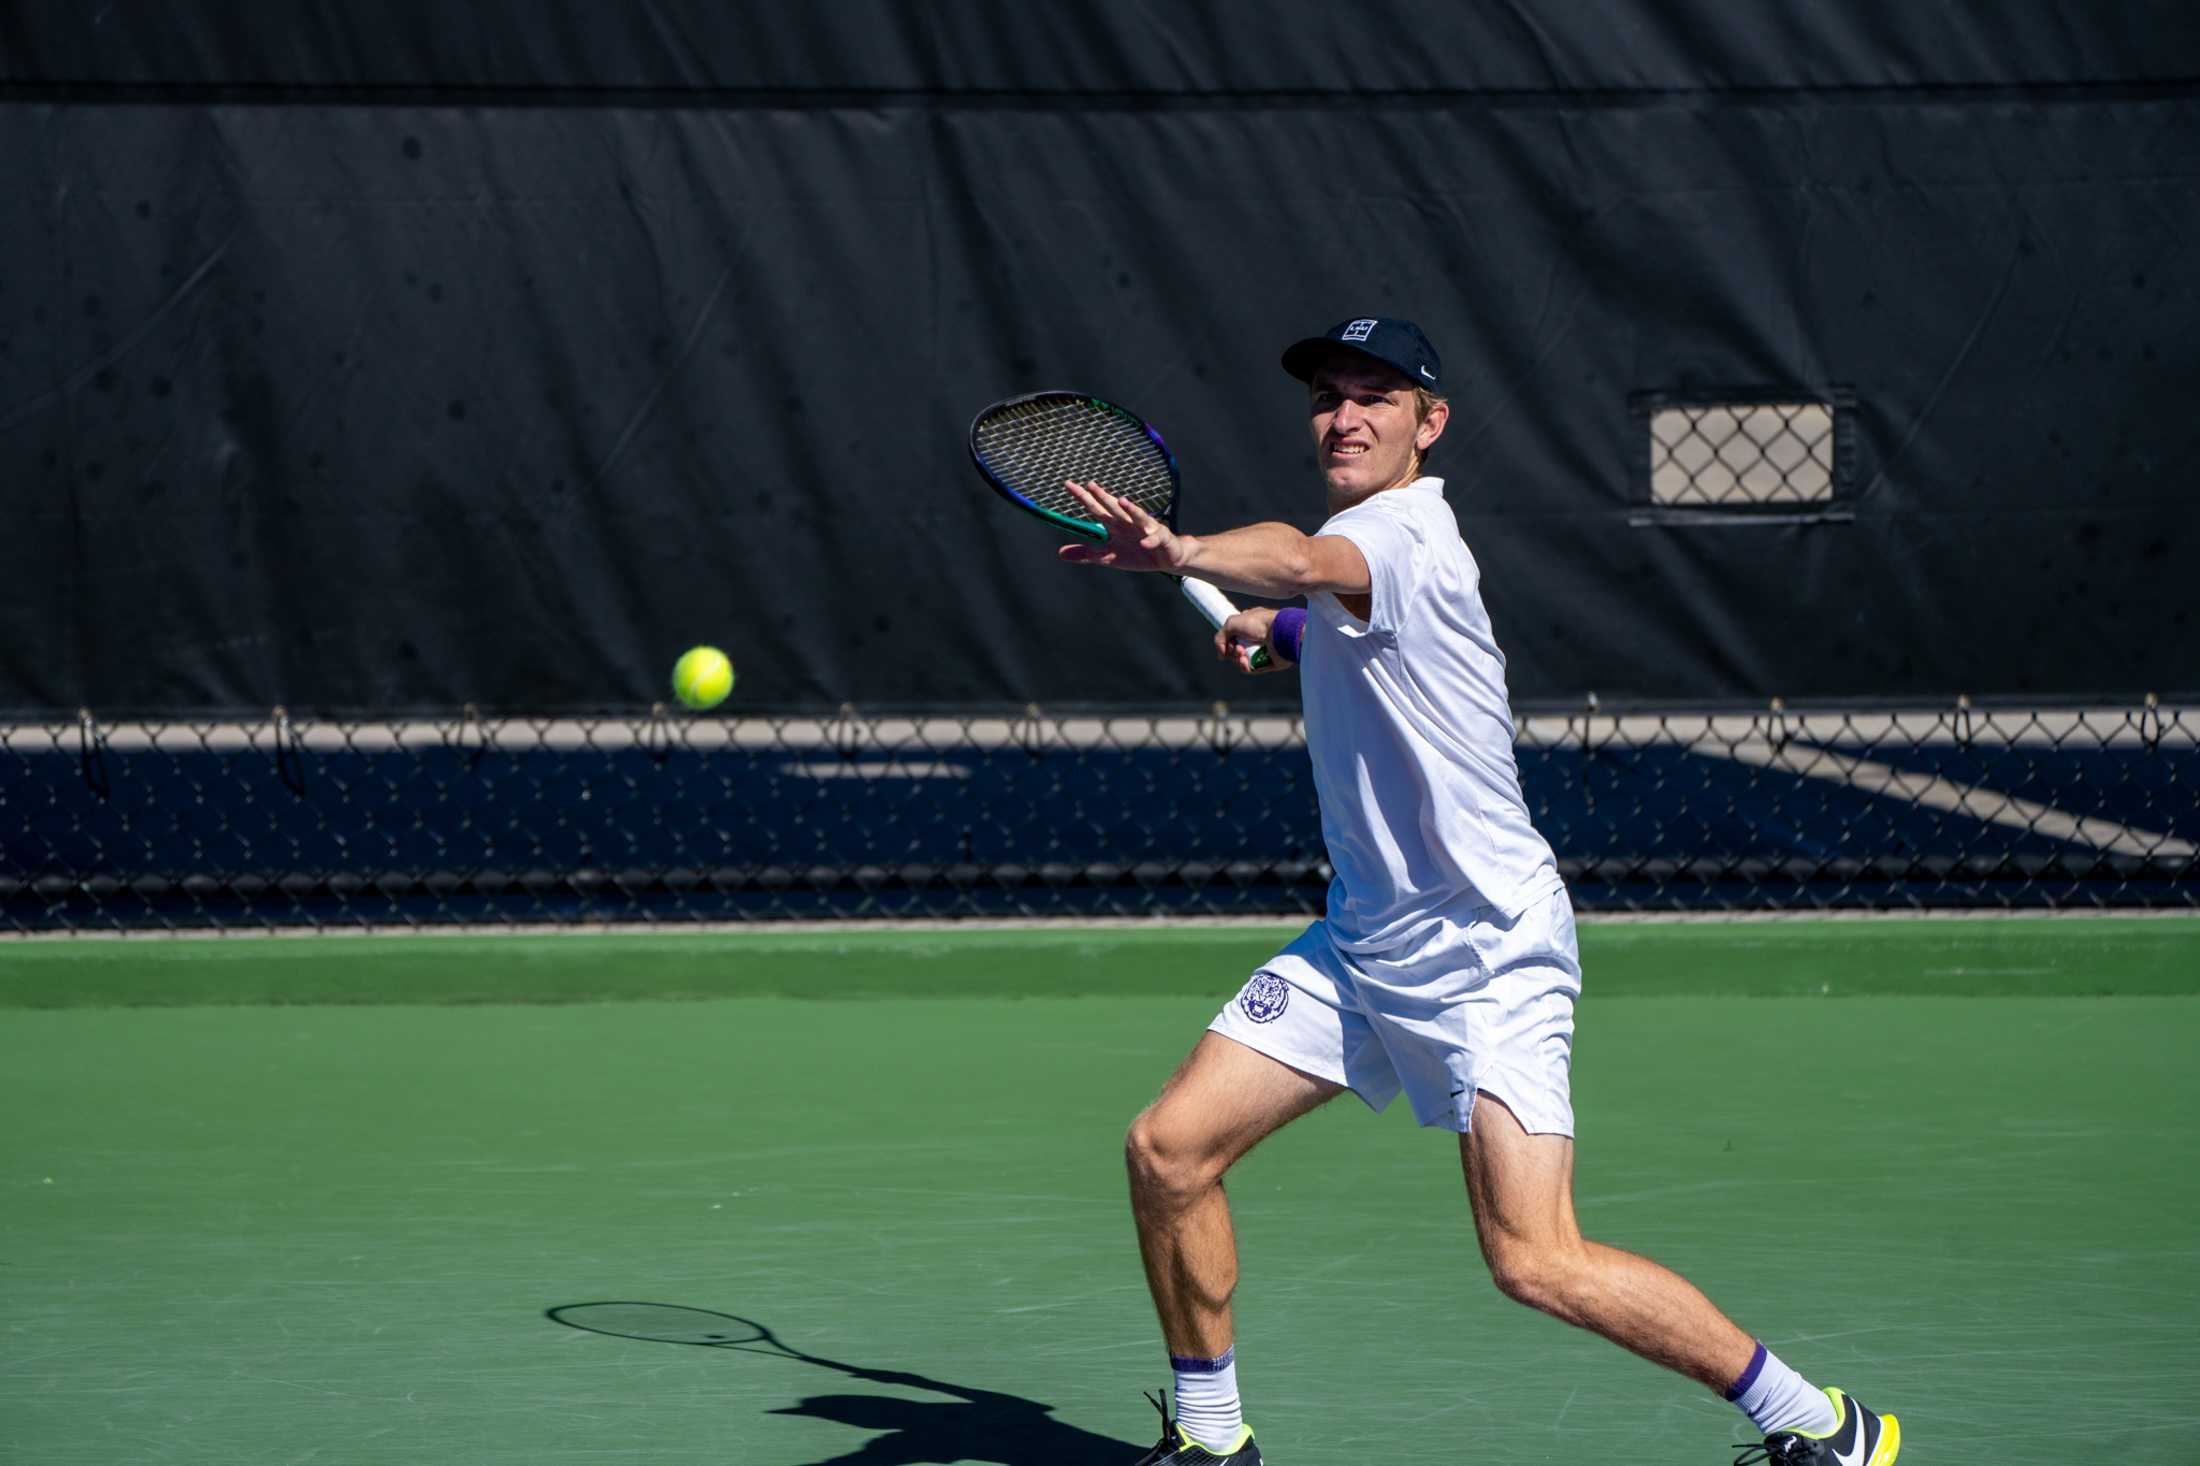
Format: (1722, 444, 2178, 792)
(967, 391, 1271, 670)
(548, 1301, 853, 1370)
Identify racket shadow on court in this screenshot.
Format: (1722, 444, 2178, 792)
(547, 1301, 1142, 1466)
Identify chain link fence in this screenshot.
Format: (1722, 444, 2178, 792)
(3, 699, 2192, 931)
(1649, 401, 1837, 506)
(1631, 388, 1858, 522)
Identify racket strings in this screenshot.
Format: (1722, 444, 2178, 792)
(549, 1302, 770, 1347)
(973, 398, 1176, 523)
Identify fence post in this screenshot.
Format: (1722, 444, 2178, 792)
(832, 702, 864, 763)
(77, 707, 110, 800)
(1007, 702, 1044, 761)
(644, 700, 672, 764)
(1207, 700, 1236, 757)
(273, 706, 308, 796)
(447, 701, 488, 770)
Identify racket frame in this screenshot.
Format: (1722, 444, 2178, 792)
(548, 1301, 831, 1366)
(967, 390, 1177, 543)
(967, 389, 1271, 670)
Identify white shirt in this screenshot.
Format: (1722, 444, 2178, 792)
(1300, 476, 1562, 952)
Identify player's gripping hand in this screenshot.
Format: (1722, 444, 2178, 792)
(1057, 479, 1196, 574)
(1218, 607, 1293, 674)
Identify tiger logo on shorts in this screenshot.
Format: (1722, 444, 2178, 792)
(1238, 973, 1290, 1024)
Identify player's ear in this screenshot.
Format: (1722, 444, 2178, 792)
(1416, 397, 1450, 452)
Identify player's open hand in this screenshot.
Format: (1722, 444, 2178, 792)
(1056, 480, 1193, 573)
(1218, 607, 1289, 674)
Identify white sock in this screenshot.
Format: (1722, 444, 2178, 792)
(1170, 1346, 1243, 1451)
(1723, 1342, 1838, 1437)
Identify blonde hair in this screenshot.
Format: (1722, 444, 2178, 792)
(1410, 386, 1448, 476)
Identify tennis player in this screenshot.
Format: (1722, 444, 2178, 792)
(1057, 318, 1900, 1466)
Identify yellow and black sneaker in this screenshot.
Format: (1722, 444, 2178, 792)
(1133, 1390, 1264, 1466)
(1736, 1388, 1900, 1465)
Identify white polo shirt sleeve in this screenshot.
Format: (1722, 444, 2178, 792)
(1317, 500, 1422, 638)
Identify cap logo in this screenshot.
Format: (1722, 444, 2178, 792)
(1340, 319, 1378, 342)
(1419, 364, 1435, 381)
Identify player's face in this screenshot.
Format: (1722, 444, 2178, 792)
(1308, 357, 1433, 501)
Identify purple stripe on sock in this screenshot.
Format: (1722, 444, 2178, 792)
(1272, 608, 1307, 665)
(1722, 1341, 1769, 1403)
(1168, 1346, 1236, 1374)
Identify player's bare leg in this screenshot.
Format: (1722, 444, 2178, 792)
(1126, 1032, 1340, 1354)
(1125, 1032, 1339, 1461)
(1462, 1092, 1898, 1460)
(1460, 1089, 1755, 1386)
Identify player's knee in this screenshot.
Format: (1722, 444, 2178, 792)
(1124, 1110, 1218, 1208)
(1483, 1237, 1580, 1316)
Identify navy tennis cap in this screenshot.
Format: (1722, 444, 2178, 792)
(1281, 317, 1442, 394)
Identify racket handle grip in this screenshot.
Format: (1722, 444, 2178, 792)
(1176, 575, 1273, 671)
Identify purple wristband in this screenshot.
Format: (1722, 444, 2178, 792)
(1272, 607, 1307, 665)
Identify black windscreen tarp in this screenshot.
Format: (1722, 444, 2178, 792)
(3, 2, 2195, 714)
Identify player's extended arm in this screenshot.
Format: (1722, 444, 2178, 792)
(1175, 521, 1368, 601)
(844, 1364, 1030, 1411)
(1056, 480, 1367, 600)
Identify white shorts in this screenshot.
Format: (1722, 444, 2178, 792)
(1208, 888, 1582, 1136)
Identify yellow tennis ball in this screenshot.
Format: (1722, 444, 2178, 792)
(671, 645, 734, 710)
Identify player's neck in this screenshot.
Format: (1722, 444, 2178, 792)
(1326, 470, 1421, 516)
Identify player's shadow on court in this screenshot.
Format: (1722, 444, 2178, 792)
(546, 1300, 1140, 1466)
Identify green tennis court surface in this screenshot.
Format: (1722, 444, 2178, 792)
(6, 918, 2197, 1464)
